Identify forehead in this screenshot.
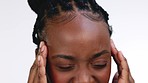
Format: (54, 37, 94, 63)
(44, 13, 110, 56)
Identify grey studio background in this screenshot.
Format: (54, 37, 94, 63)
(0, 0, 148, 83)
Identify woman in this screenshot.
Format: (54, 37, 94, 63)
(27, 0, 134, 83)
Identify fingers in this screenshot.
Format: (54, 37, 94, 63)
(118, 51, 129, 82)
(28, 41, 48, 83)
(33, 56, 47, 83)
(118, 51, 135, 83)
(38, 55, 47, 83)
(39, 41, 48, 66)
(33, 56, 40, 83)
(129, 74, 135, 83)
(110, 39, 121, 73)
(110, 39, 120, 65)
(111, 39, 134, 83)
(28, 56, 38, 83)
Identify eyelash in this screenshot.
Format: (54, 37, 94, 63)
(56, 61, 107, 72)
(56, 64, 75, 71)
(91, 62, 107, 69)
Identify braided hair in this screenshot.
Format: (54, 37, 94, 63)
(28, 0, 112, 46)
(28, 1, 112, 82)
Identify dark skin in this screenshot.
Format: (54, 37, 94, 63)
(28, 12, 134, 83)
(45, 14, 111, 83)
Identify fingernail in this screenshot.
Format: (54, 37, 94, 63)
(39, 41, 44, 48)
(39, 41, 44, 53)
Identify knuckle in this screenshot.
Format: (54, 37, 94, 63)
(30, 62, 37, 71)
(39, 72, 46, 77)
(123, 57, 127, 62)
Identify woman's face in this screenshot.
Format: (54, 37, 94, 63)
(44, 13, 111, 83)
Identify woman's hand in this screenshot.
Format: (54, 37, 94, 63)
(28, 42, 48, 83)
(111, 40, 135, 83)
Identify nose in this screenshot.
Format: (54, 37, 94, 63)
(71, 71, 96, 83)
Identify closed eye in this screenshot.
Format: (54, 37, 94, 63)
(56, 64, 75, 72)
(91, 61, 107, 69)
(92, 63, 107, 69)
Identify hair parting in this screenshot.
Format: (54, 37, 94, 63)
(28, 0, 112, 46)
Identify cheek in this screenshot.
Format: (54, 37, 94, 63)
(53, 68, 72, 83)
(49, 59, 112, 83)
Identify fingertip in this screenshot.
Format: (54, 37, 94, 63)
(40, 45, 45, 53)
(110, 39, 115, 48)
(40, 46, 48, 60)
(40, 41, 48, 56)
(110, 40, 118, 56)
(39, 41, 44, 48)
(39, 44, 48, 67)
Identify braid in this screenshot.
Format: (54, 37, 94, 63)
(88, 0, 112, 35)
(88, 0, 109, 23)
(74, 0, 89, 10)
(28, 0, 112, 46)
(58, 0, 73, 11)
(32, 17, 42, 45)
(46, 0, 59, 18)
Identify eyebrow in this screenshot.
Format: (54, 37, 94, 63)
(91, 50, 109, 59)
(51, 50, 109, 61)
(52, 54, 75, 60)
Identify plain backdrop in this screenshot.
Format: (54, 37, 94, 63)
(0, 0, 148, 83)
